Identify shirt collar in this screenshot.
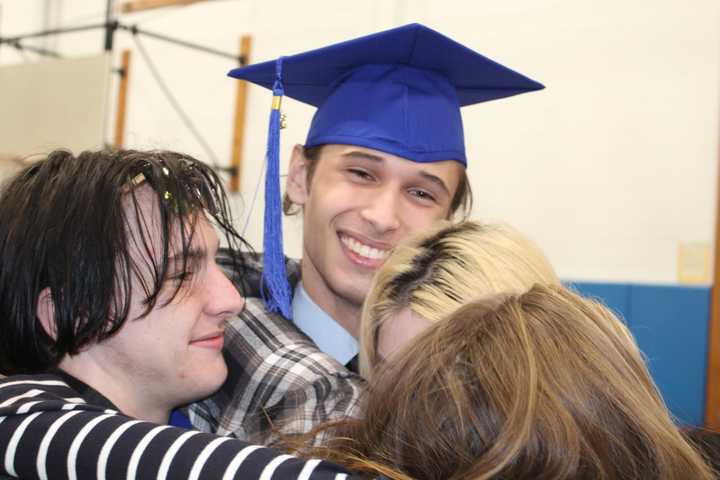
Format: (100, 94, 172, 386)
(292, 282, 358, 365)
(48, 368, 120, 412)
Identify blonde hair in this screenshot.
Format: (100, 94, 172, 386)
(359, 220, 559, 377)
(317, 286, 715, 479)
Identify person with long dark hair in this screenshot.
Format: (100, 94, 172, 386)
(0, 149, 356, 479)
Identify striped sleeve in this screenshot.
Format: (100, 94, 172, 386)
(0, 376, 356, 480)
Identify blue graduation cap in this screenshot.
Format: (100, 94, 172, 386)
(228, 23, 544, 319)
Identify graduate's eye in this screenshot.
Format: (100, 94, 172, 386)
(347, 168, 375, 182)
(408, 188, 437, 204)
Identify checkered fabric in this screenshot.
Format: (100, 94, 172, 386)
(188, 251, 365, 445)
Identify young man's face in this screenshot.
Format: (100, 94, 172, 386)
(91, 189, 244, 418)
(287, 144, 463, 314)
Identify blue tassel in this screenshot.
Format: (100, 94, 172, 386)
(261, 57, 293, 319)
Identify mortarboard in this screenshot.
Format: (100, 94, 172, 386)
(228, 23, 544, 319)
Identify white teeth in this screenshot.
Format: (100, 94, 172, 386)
(341, 235, 389, 260)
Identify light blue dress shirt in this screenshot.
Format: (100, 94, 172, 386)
(292, 282, 359, 366)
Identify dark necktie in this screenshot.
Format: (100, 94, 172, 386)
(345, 354, 359, 374)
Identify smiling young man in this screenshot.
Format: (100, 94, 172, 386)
(237, 23, 543, 364)
(0, 149, 357, 479)
(187, 23, 544, 443)
(285, 144, 464, 346)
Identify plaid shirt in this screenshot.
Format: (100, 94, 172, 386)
(188, 251, 365, 445)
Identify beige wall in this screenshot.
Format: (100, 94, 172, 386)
(0, 54, 110, 160)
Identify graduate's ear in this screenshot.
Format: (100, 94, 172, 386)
(36, 287, 57, 340)
(286, 144, 309, 206)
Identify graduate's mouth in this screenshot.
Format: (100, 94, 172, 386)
(339, 233, 390, 268)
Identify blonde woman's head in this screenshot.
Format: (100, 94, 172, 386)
(360, 220, 559, 377)
(327, 285, 715, 480)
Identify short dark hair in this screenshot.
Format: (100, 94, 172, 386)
(0, 149, 248, 374)
(283, 145, 473, 219)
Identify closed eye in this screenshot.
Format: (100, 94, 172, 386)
(168, 270, 194, 283)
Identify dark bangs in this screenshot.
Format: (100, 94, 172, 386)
(0, 149, 249, 374)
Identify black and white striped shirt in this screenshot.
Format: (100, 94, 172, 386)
(0, 373, 355, 479)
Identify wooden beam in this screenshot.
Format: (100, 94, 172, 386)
(704, 127, 720, 429)
(119, 0, 206, 14)
(228, 35, 252, 194)
(113, 49, 132, 149)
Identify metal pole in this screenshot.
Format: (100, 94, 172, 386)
(118, 23, 241, 62)
(104, 0, 115, 51)
(5, 40, 62, 58)
(0, 23, 107, 44)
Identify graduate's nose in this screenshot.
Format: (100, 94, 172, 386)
(359, 186, 401, 234)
